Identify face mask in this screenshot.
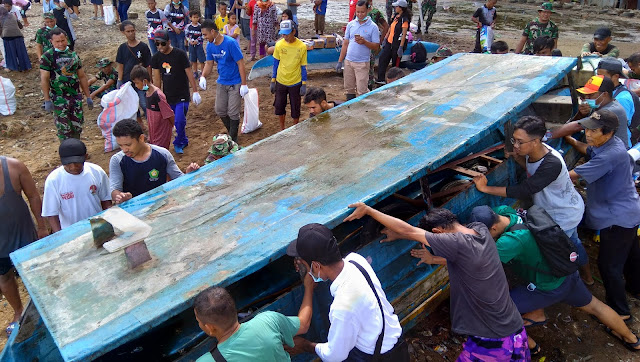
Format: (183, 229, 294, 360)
(308, 263, 326, 283)
(357, 15, 369, 22)
(172, 1, 180, 4)
(142, 83, 149, 91)
(46, 25, 56, 30)
(585, 93, 604, 109)
(54, 46, 69, 52)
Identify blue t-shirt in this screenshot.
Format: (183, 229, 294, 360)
(344, 18, 380, 63)
(206, 35, 244, 85)
(574, 136, 640, 230)
(315, 0, 327, 15)
(614, 88, 634, 139)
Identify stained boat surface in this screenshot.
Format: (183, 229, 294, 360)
(4, 53, 577, 362)
(247, 40, 440, 80)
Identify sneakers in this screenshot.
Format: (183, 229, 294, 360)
(174, 145, 184, 154)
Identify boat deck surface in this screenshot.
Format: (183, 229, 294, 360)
(11, 53, 576, 362)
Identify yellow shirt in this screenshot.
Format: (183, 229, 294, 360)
(273, 38, 308, 86)
(215, 14, 229, 31)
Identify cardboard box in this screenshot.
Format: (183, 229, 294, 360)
(313, 39, 325, 49)
(320, 35, 336, 48)
(302, 39, 314, 50)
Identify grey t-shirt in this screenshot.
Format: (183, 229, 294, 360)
(426, 223, 523, 338)
(109, 144, 183, 194)
(579, 100, 630, 148)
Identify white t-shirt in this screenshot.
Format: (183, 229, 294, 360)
(42, 162, 111, 229)
(315, 253, 402, 361)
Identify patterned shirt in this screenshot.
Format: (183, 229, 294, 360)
(35, 26, 56, 54)
(97, 69, 118, 92)
(521, 18, 558, 54)
(185, 23, 203, 46)
(164, 3, 188, 32)
(580, 42, 620, 58)
(39, 48, 83, 97)
(146, 9, 167, 39)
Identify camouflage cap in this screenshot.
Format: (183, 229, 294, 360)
(96, 57, 112, 68)
(204, 134, 239, 164)
(43, 12, 55, 19)
(434, 45, 453, 58)
(538, 2, 556, 12)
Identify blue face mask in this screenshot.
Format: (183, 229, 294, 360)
(54, 46, 69, 52)
(308, 263, 326, 283)
(142, 84, 149, 91)
(584, 93, 603, 109)
(357, 15, 370, 22)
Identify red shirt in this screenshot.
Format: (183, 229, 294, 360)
(247, 0, 257, 27)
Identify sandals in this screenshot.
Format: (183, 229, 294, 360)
(5, 322, 17, 337)
(523, 318, 547, 327)
(605, 327, 640, 352)
(529, 343, 541, 356)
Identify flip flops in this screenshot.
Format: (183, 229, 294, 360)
(605, 327, 640, 352)
(5, 322, 17, 337)
(529, 343, 541, 356)
(523, 318, 547, 327)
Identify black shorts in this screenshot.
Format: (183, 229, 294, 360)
(273, 82, 302, 119)
(68, 0, 80, 7)
(0, 257, 14, 275)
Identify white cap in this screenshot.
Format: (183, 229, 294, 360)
(392, 0, 408, 7)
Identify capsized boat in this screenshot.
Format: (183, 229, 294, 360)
(2, 53, 578, 361)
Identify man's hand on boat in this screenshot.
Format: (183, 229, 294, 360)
(185, 162, 200, 173)
(410, 244, 446, 266)
(472, 175, 488, 192)
(113, 191, 133, 204)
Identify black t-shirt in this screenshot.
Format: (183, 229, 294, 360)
(472, 5, 497, 27)
(150, 47, 191, 104)
(116, 41, 152, 83)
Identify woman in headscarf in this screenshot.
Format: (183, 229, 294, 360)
(0, 6, 31, 71)
(252, 0, 276, 60)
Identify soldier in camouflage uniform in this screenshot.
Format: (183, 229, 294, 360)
(515, 2, 558, 55)
(419, 0, 436, 34)
(35, 13, 60, 59)
(88, 58, 118, 98)
(39, 28, 93, 141)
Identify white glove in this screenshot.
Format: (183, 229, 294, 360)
(240, 85, 249, 98)
(199, 76, 207, 90)
(192, 92, 202, 105)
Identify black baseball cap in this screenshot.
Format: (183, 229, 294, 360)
(578, 109, 619, 131)
(597, 58, 624, 76)
(593, 27, 612, 40)
(154, 29, 170, 42)
(468, 205, 498, 229)
(286, 223, 342, 265)
(59, 138, 87, 165)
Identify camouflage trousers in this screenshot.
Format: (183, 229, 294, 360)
(421, 0, 437, 32)
(53, 94, 84, 141)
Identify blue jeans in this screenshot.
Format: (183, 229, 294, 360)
(169, 31, 186, 52)
(136, 88, 147, 118)
(564, 227, 588, 266)
(117, 1, 130, 21)
(204, 4, 216, 19)
(148, 38, 157, 55)
(170, 101, 189, 148)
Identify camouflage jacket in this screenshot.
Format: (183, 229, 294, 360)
(522, 18, 558, 54)
(40, 48, 83, 97)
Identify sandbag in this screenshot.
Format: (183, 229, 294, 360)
(241, 88, 262, 134)
(97, 82, 139, 152)
(0, 76, 16, 115)
(103, 5, 115, 25)
(479, 25, 494, 53)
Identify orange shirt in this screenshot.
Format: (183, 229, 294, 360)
(387, 16, 409, 43)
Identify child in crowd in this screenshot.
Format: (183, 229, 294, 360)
(471, 0, 496, 53)
(88, 58, 118, 99)
(164, 0, 188, 51)
(214, 1, 228, 30)
(3, 0, 29, 27)
(145, 0, 167, 55)
(490, 40, 509, 54)
(253, 0, 276, 59)
(90, 0, 103, 20)
(0, 6, 29, 72)
(185, 10, 205, 77)
(266, 9, 292, 55)
(222, 12, 240, 45)
(313, 0, 327, 35)
(532, 36, 554, 56)
(130, 65, 174, 150)
(234, 0, 251, 41)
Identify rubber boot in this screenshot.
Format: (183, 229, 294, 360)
(346, 93, 356, 101)
(229, 119, 240, 142)
(221, 116, 231, 132)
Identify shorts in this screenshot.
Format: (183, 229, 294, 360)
(457, 326, 529, 362)
(274, 82, 301, 119)
(91, 0, 103, 5)
(67, 0, 80, 6)
(188, 44, 205, 63)
(510, 271, 593, 314)
(0, 257, 14, 275)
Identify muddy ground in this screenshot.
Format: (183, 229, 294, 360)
(1, 0, 640, 359)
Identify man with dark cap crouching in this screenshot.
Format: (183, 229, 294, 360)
(286, 223, 408, 361)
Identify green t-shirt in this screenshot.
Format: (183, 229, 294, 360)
(196, 311, 300, 362)
(494, 205, 565, 291)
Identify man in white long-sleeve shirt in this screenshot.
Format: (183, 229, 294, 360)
(286, 223, 408, 361)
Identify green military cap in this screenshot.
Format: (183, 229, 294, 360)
(96, 58, 112, 68)
(434, 45, 453, 58)
(43, 12, 55, 19)
(538, 2, 556, 12)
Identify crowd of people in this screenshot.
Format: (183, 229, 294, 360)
(1, 0, 640, 360)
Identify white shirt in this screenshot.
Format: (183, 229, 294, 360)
(42, 162, 111, 229)
(315, 253, 402, 361)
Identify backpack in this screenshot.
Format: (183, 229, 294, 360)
(613, 84, 640, 144)
(508, 205, 579, 278)
(410, 42, 427, 63)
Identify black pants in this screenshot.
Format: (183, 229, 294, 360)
(377, 42, 402, 82)
(598, 225, 640, 316)
(344, 338, 409, 361)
